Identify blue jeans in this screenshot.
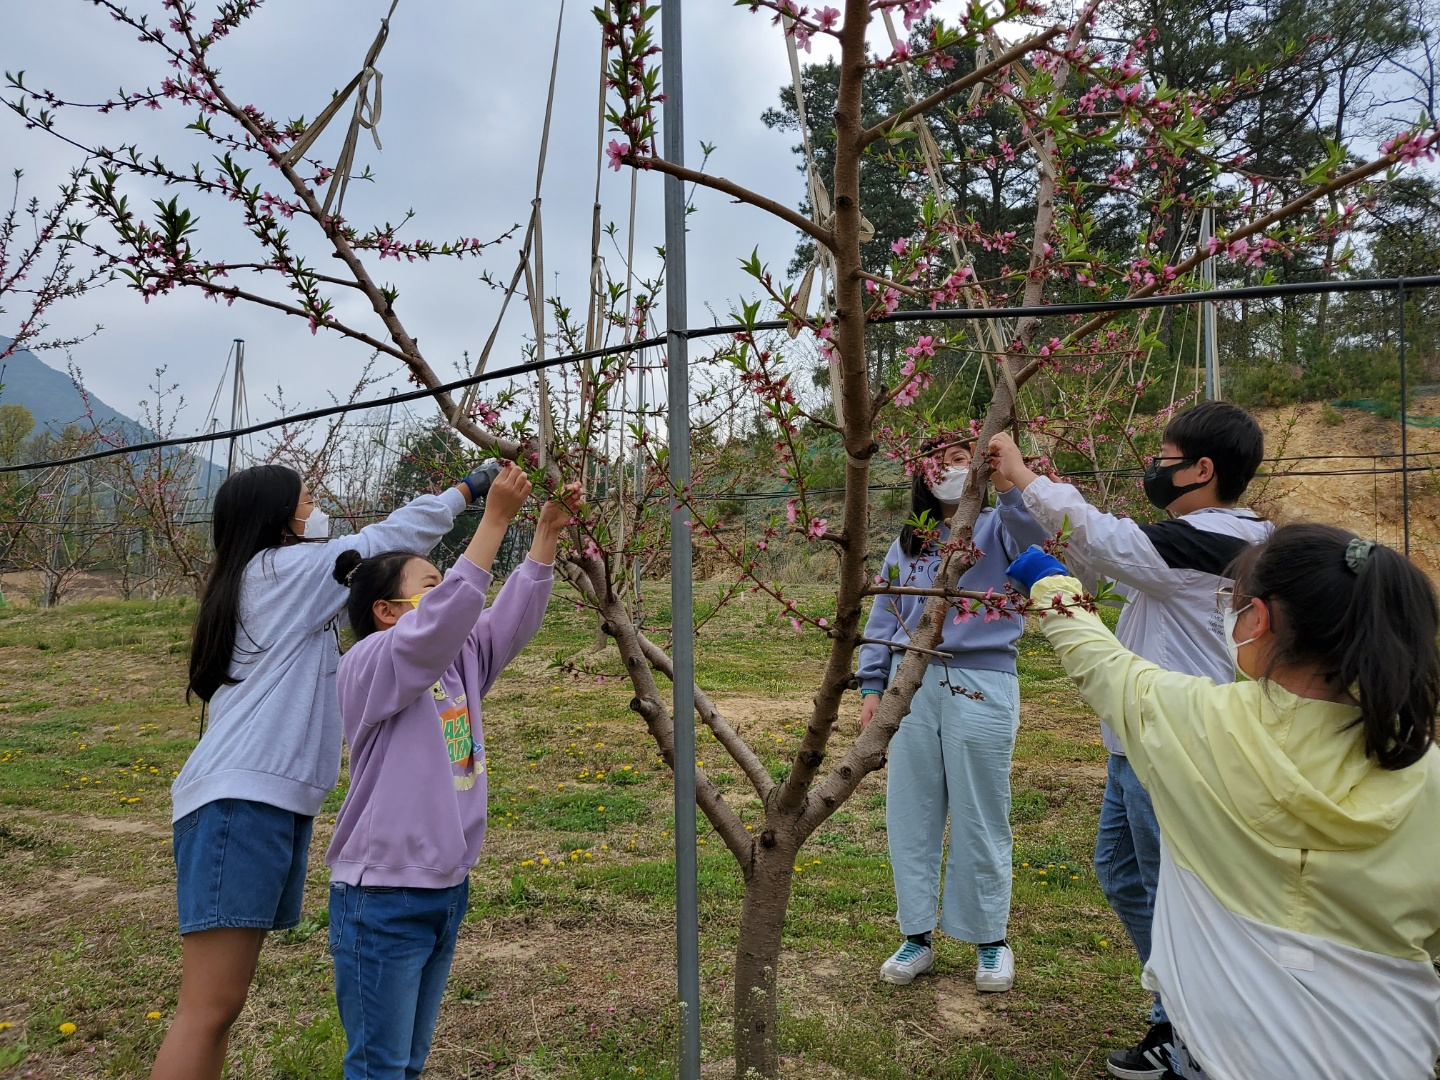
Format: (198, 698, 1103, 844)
(1094, 753, 1167, 1024)
(329, 879, 470, 1080)
(886, 662, 1020, 943)
(172, 798, 314, 934)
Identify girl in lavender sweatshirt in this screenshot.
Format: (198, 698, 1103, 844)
(326, 463, 577, 1080)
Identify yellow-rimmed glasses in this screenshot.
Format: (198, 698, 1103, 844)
(387, 593, 425, 608)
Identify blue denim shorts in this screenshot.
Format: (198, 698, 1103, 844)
(172, 798, 315, 935)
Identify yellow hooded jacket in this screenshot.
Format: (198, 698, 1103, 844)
(1033, 576, 1440, 1080)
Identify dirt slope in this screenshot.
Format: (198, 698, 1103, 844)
(1251, 402, 1440, 578)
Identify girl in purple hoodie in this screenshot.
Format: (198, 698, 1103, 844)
(326, 463, 577, 1079)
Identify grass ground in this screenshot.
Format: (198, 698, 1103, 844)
(0, 587, 1149, 1079)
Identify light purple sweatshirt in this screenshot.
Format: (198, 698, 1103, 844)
(326, 555, 554, 889)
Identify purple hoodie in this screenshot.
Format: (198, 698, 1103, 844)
(326, 555, 553, 889)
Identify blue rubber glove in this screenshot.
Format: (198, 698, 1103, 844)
(1006, 546, 1070, 594)
(460, 460, 504, 502)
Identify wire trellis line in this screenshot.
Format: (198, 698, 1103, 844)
(3, 273, 1438, 475)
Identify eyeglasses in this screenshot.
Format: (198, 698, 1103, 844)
(387, 594, 425, 608)
(1214, 586, 1257, 614)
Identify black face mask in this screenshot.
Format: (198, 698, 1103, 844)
(1143, 459, 1206, 510)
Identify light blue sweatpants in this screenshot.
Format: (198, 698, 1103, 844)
(886, 660, 1020, 943)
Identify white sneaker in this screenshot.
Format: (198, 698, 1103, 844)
(975, 943, 1014, 992)
(879, 939, 934, 985)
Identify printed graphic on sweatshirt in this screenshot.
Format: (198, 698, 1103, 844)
(442, 701, 477, 790)
(433, 683, 476, 791)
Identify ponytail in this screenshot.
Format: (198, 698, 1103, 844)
(1339, 541, 1438, 768)
(1231, 523, 1438, 769)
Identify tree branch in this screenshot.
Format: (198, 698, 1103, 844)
(1047, 138, 1438, 360)
(862, 585, 995, 599)
(859, 27, 1065, 148)
(856, 635, 957, 659)
(771, 0, 877, 818)
(630, 155, 836, 250)
(796, 5, 1096, 836)
(629, 694, 755, 869)
(635, 631, 777, 802)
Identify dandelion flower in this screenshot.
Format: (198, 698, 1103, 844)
(146, 1011, 162, 1020)
(0, 1022, 10, 1031)
(59, 1022, 77, 1035)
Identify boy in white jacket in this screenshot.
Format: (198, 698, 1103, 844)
(989, 402, 1270, 1079)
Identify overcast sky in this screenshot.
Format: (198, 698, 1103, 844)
(0, 1, 888, 436)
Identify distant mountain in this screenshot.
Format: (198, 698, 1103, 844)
(0, 335, 137, 434)
(0, 335, 225, 497)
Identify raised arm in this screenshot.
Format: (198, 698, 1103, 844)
(339, 466, 535, 725)
(462, 482, 580, 695)
(993, 485, 1052, 558)
(1026, 570, 1218, 780)
(988, 433, 1182, 596)
(339, 557, 493, 727)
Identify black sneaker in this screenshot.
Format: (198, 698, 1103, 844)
(1106, 1022, 1174, 1080)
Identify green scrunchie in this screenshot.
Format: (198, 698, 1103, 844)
(1344, 537, 1376, 573)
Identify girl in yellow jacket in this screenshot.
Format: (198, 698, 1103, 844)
(1006, 523, 1440, 1080)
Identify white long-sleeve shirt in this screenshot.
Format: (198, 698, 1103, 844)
(1020, 477, 1272, 752)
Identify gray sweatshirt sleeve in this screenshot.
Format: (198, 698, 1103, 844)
(993, 485, 1051, 558)
(301, 487, 467, 631)
(857, 541, 904, 694)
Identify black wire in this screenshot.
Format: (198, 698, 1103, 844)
(12, 457, 1431, 525)
(691, 273, 1440, 338)
(4, 273, 1438, 475)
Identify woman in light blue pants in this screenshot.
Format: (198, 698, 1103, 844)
(857, 436, 1047, 992)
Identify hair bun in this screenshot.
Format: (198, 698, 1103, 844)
(333, 549, 363, 587)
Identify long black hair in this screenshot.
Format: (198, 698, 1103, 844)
(898, 435, 982, 558)
(1229, 522, 1439, 770)
(187, 465, 303, 702)
(333, 549, 418, 640)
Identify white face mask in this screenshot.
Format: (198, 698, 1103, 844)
(929, 466, 970, 503)
(1223, 602, 1258, 674)
(301, 508, 330, 540)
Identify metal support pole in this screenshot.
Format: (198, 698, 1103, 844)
(660, 1, 701, 1075)
(377, 388, 398, 512)
(227, 339, 245, 474)
(1399, 278, 1410, 556)
(203, 418, 219, 506)
(1199, 209, 1220, 400)
(634, 353, 646, 611)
